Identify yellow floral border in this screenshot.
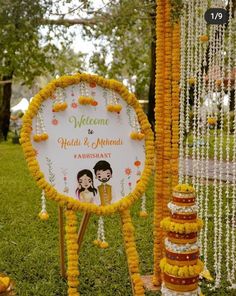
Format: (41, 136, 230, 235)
(160, 258, 204, 277)
(173, 184, 195, 193)
(160, 217, 203, 234)
(20, 73, 154, 216)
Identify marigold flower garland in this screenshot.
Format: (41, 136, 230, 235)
(153, 0, 180, 286)
(20, 73, 154, 216)
(171, 21, 180, 189)
(153, 0, 165, 286)
(160, 217, 203, 234)
(120, 209, 145, 296)
(160, 258, 204, 277)
(65, 209, 80, 296)
(162, 0, 172, 219)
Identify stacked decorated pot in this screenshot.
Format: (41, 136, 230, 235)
(160, 184, 204, 295)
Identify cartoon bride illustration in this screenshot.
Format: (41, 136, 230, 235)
(75, 169, 97, 203)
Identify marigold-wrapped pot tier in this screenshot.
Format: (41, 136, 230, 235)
(163, 273, 199, 292)
(160, 184, 203, 295)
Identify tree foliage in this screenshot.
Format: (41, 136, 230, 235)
(82, 0, 156, 99)
(0, 0, 85, 140)
(0, 0, 84, 84)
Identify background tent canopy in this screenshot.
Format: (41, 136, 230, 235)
(11, 98, 29, 113)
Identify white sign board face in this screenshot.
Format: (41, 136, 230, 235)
(21, 74, 153, 214)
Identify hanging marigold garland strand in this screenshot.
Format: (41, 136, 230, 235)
(162, 0, 173, 218)
(153, 0, 180, 286)
(153, 0, 165, 286)
(65, 209, 80, 296)
(120, 209, 145, 296)
(171, 21, 180, 191)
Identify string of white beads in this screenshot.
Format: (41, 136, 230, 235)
(178, 2, 187, 184)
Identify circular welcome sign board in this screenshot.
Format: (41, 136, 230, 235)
(21, 73, 154, 215)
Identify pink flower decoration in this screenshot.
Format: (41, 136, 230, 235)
(125, 168, 132, 175)
(71, 102, 78, 108)
(52, 118, 58, 125)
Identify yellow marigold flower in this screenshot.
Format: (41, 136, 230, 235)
(33, 134, 41, 142)
(41, 133, 49, 141)
(38, 211, 49, 221)
(207, 117, 217, 125)
(0, 277, 10, 293)
(93, 239, 101, 246)
(78, 96, 94, 105)
(53, 101, 67, 112)
(188, 77, 195, 85)
(199, 35, 209, 42)
(139, 211, 148, 218)
(33, 133, 48, 142)
(130, 131, 145, 140)
(215, 79, 222, 87)
(200, 269, 214, 281)
(173, 183, 194, 193)
(100, 241, 109, 249)
(106, 104, 122, 113)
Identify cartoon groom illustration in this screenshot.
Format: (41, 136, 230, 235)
(93, 160, 113, 206)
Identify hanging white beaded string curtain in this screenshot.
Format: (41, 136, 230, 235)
(231, 37, 236, 285)
(212, 18, 220, 287)
(216, 20, 226, 288)
(178, 0, 236, 286)
(195, 0, 203, 200)
(225, 0, 233, 282)
(226, 0, 235, 285)
(184, 0, 194, 184)
(178, 1, 187, 184)
(191, 0, 198, 188)
(198, 0, 209, 252)
(199, 0, 211, 266)
(231, 0, 236, 282)
(205, 16, 217, 282)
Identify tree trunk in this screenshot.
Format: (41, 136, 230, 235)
(0, 74, 13, 141)
(147, 7, 156, 130)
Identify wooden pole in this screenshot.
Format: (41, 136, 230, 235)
(77, 212, 91, 254)
(58, 206, 66, 278)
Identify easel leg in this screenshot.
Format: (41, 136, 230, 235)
(58, 206, 66, 278)
(77, 212, 91, 254)
(120, 209, 145, 296)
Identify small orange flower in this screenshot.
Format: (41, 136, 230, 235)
(91, 100, 98, 106)
(134, 160, 141, 167)
(89, 82, 96, 88)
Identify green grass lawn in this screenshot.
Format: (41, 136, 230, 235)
(0, 142, 235, 295)
(186, 130, 235, 161)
